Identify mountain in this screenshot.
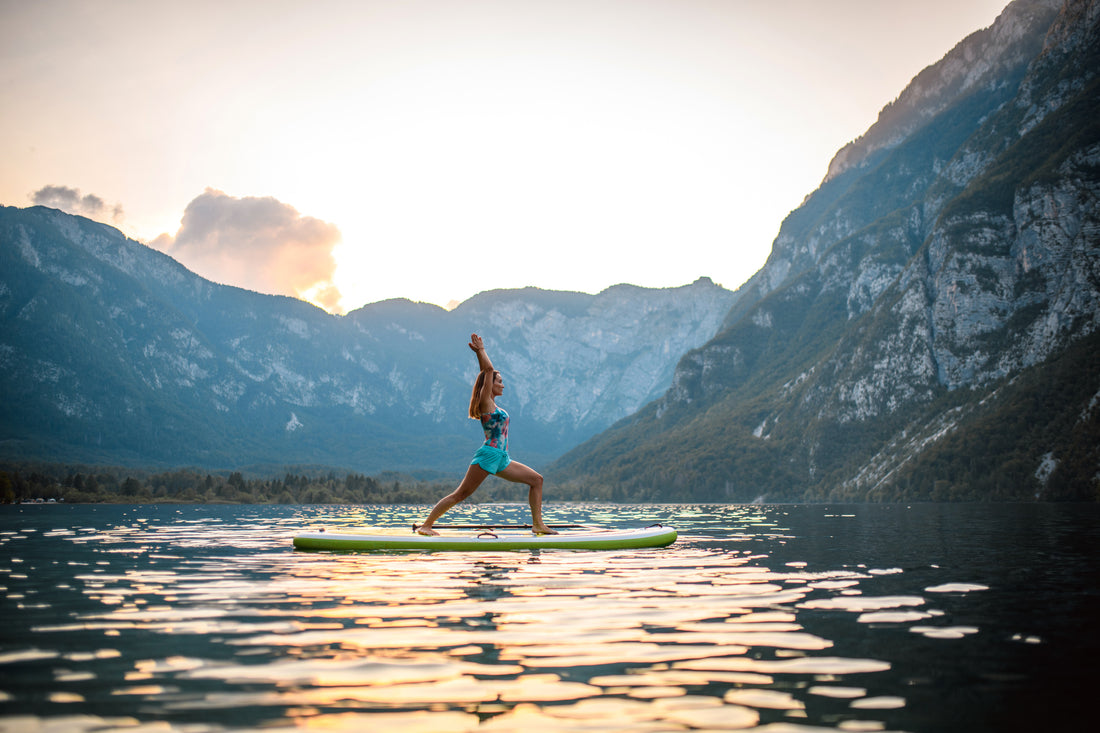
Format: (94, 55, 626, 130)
(551, 0, 1100, 502)
(0, 205, 735, 473)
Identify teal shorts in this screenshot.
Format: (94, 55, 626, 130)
(471, 445, 511, 474)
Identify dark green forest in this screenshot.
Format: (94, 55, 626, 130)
(1, 465, 468, 506)
(0, 464, 628, 505)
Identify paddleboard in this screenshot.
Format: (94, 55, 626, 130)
(292, 524, 676, 552)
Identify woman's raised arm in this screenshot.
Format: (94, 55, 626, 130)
(469, 333, 493, 372)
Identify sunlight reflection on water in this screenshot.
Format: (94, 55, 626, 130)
(2, 502, 1097, 732)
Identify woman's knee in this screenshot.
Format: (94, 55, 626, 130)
(451, 466, 489, 501)
(513, 464, 543, 489)
(498, 461, 542, 489)
(450, 483, 478, 502)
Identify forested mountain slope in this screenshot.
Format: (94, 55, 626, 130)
(552, 0, 1100, 502)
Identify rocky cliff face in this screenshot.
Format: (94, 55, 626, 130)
(456, 281, 735, 435)
(554, 0, 1100, 502)
(824, 0, 1063, 184)
(0, 205, 735, 472)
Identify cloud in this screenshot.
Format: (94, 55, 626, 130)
(155, 188, 344, 313)
(32, 185, 124, 224)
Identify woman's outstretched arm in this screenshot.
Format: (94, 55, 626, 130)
(469, 334, 497, 415)
(469, 333, 493, 372)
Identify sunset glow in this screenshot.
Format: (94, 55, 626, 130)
(1, 0, 1009, 312)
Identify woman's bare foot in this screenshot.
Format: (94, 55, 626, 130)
(416, 527, 439, 536)
(533, 524, 559, 535)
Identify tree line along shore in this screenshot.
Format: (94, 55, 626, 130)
(0, 464, 621, 505)
(2, 466, 467, 505)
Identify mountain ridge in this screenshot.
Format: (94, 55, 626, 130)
(824, 0, 1063, 184)
(0, 204, 736, 474)
(550, 0, 1100, 502)
(4, 0, 1097, 502)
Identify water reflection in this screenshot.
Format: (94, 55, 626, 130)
(2, 502, 1095, 732)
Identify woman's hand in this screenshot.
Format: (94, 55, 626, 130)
(468, 334, 484, 353)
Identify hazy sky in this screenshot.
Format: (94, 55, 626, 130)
(1, 0, 1009, 313)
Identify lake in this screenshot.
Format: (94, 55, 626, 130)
(1, 502, 1096, 732)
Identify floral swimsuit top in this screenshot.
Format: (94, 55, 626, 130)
(480, 408, 509, 452)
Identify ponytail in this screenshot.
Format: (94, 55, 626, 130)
(469, 370, 489, 419)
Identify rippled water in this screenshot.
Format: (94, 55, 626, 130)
(1, 502, 1097, 732)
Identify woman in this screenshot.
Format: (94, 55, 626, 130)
(416, 334, 558, 536)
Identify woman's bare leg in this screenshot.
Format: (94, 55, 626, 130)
(417, 464, 490, 535)
(496, 461, 558, 534)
